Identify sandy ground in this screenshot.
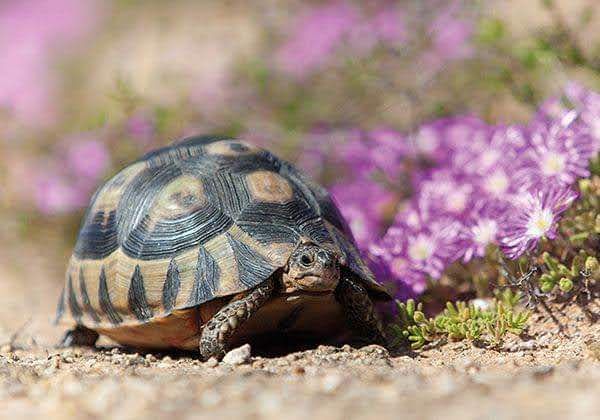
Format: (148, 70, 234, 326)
(1, 247, 600, 420)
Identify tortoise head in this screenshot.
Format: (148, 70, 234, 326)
(282, 242, 341, 293)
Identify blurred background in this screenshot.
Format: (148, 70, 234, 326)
(1, 0, 600, 335)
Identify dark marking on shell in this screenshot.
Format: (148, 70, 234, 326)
(197, 149, 280, 175)
(79, 268, 100, 323)
(98, 267, 123, 325)
(162, 259, 180, 312)
(236, 197, 322, 245)
(128, 265, 154, 321)
(279, 161, 354, 237)
(117, 162, 183, 247)
(67, 275, 83, 323)
(73, 210, 118, 259)
(226, 233, 277, 288)
(188, 246, 220, 306)
(121, 204, 233, 260)
(299, 217, 335, 245)
(203, 172, 252, 219)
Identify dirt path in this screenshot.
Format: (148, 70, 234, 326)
(1, 298, 599, 420)
(0, 240, 598, 419)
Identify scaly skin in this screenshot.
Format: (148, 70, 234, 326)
(335, 276, 387, 346)
(199, 274, 385, 360)
(199, 277, 275, 361)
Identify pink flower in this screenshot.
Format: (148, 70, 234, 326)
(522, 111, 596, 187)
(417, 170, 474, 218)
(462, 202, 506, 262)
(422, 4, 474, 71)
(499, 185, 578, 259)
(275, 1, 359, 78)
(65, 135, 110, 179)
(370, 5, 407, 44)
(34, 172, 92, 214)
(126, 112, 155, 145)
(330, 179, 394, 246)
(0, 0, 101, 125)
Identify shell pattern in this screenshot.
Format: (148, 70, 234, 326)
(56, 136, 384, 329)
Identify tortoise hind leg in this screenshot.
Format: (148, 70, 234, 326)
(335, 276, 387, 347)
(59, 325, 99, 348)
(200, 277, 275, 361)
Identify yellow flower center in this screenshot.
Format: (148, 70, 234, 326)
(485, 170, 509, 195)
(541, 152, 566, 176)
(526, 208, 553, 238)
(408, 236, 434, 261)
(473, 219, 498, 245)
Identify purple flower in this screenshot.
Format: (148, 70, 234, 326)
(564, 83, 600, 151)
(368, 231, 428, 295)
(377, 214, 466, 280)
(296, 127, 360, 178)
(330, 179, 394, 246)
(409, 116, 486, 163)
(522, 111, 596, 186)
(370, 5, 407, 44)
(417, 170, 474, 218)
(126, 112, 155, 144)
(537, 82, 600, 153)
(338, 128, 409, 180)
(0, 0, 101, 124)
(65, 135, 110, 179)
(33, 169, 96, 214)
(365, 249, 425, 298)
(275, 1, 358, 78)
(463, 218, 499, 262)
(499, 185, 578, 259)
(346, 4, 407, 52)
(422, 4, 474, 71)
(367, 128, 412, 178)
(462, 202, 505, 262)
(34, 173, 80, 214)
(403, 219, 467, 278)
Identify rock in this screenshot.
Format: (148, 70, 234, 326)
(471, 298, 493, 311)
(222, 344, 251, 365)
(205, 357, 219, 368)
(321, 373, 344, 393)
(531, 365, 554, 380)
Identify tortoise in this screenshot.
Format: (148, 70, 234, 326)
(55, 135, 391, 360)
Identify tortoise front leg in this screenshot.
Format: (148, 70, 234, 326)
(335, 276, 386, 346)
(199, 277, 275, 361)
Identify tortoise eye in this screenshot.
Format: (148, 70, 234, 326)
(300, 254, 314, 266)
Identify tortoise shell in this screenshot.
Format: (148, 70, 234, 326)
(55, 136, 388, 348)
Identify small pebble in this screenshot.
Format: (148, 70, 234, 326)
(321, 373, 344, 393)
(531, 365, 554, 380)
(205, 357, 219, 368)
(223, 344, 252, 365)
(293, 366, 305, 375)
